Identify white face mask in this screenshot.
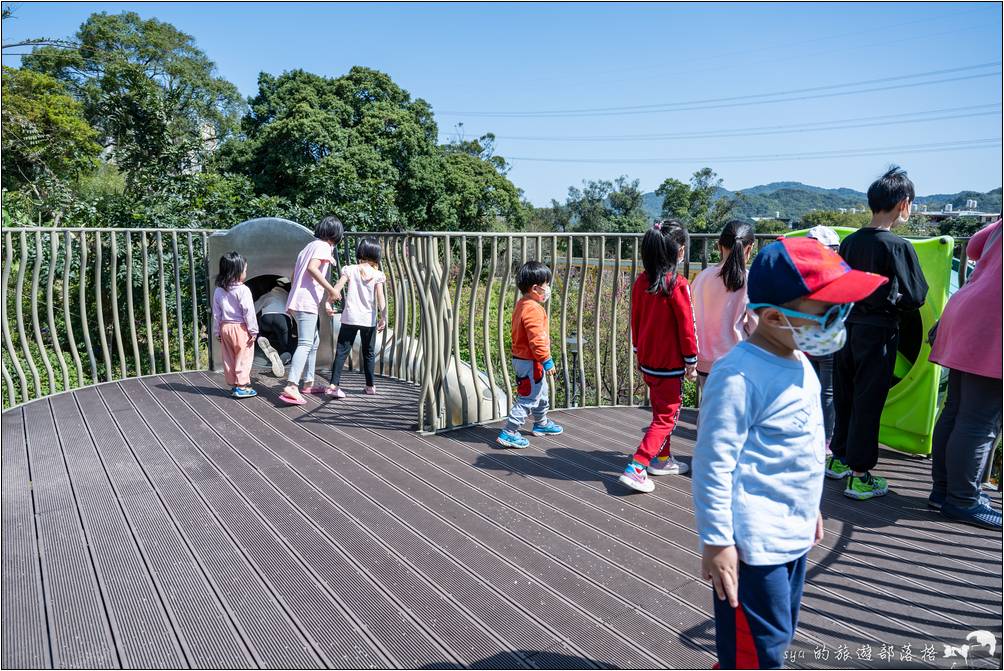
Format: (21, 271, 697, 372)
(536, 285, 552, 303)
(780, 314, 848, 356)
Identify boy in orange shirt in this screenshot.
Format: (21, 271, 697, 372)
(497, 261, 564, 448)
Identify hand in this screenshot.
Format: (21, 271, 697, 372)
(701, 544, 739, 608)
(247, 336, 256, 348)
(327, 287, 339, 303)
(546, 366, 558, 377)
(325, 304, 336, 317)
(814, 511, 824, 546)
(377, 317, 386, 332)
(685, 364, 698, 382)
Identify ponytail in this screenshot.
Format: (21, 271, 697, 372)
(642, 219, 688, 295)
(717, 220, 755, 293)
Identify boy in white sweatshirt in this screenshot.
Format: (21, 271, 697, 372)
(692, 237, 887, 668)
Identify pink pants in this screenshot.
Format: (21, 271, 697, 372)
(220, 323, 254, 387)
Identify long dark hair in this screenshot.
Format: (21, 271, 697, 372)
(718, 220, 756, 293)
(215, 251, 246, 290)
(642, 219, 687, 295)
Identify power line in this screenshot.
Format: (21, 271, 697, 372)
(442, 105, 1003, 143)
(437, 62, 1003, 117)
(504, 138, 1002, 165)
(523, 5, 987, 88)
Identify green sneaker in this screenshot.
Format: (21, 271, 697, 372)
(844, 472, 889, 500)
(825, 455, 851, 479)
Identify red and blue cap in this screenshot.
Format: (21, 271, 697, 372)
(748, 237, 888, 305)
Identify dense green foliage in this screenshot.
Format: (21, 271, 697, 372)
(2, 10, 528, 232)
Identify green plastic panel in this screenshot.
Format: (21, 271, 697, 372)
(787, 227, 953, 455)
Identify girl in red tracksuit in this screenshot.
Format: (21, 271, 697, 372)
(620, 220, 698, 494)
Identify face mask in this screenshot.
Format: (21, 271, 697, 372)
(751, 302, 852, 356)
(536, 285, 552, 303)
(781, 316, 847, 356)
(895, 212, 910, 226)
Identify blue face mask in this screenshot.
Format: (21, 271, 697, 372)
(748, 303, 853, 356)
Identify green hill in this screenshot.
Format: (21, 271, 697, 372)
(640, 184, 1002, 221)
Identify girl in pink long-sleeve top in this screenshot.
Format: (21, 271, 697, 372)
(691, 220, 758, 389)
(212, 252, 259, 399)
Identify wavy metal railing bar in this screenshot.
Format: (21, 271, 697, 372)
(15, 232, 41, 397)
(3, 232, 28, 404)
(46, 232, 70, 391)
(482, 238, 500, 421)
(497, 237, 514, 411)
(156, 232, 170, 374)
(62, 231, 84, 385)
(109, 232, 127, 379)
(610, 238, 622, 406)
(171, 232, 186, 371)
(141, 232, 155, 374)
(29, 231, 55, 395)
(123, 233, 141, 375)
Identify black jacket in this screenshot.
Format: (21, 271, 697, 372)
(839, 227, 928, 327)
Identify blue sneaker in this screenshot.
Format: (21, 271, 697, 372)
(941, 500, 1002, 530)
(232, 386, 258, 399)
(928, 490, 992, 511)
(532, 420, 563, 437)
(497, 429, 529, 449)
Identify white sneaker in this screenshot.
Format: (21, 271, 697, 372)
(257, 336, 285, 377)
(647, 455, 688, 476)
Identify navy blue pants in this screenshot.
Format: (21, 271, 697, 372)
(713, 553, 807, 669)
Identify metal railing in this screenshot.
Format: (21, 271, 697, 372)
(1, 227, 975, 434)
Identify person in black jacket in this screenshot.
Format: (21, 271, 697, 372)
(826, 166, 929, 501)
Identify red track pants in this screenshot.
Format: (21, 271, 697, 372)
(632, 375, 682, 467)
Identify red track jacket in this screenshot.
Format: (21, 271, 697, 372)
(631, 272, 698, 378)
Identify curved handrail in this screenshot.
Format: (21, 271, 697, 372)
(1, 226, 973, 435)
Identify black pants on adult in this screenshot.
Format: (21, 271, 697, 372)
(830, 322, 899, 473)
(931, 369, 1003, 508)
(259, 313, 292, 355)
(332, 324, 376, 386)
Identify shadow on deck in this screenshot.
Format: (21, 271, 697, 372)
(2, 372, 1001, 669)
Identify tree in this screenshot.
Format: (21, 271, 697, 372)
(220, 67, 526, 231)
(566, 176, 648, 233)
(1, 66, 101, 223)
(800, 210, 870, 229)
(23, 11, 244, 188)
(655, 177, 689, 221)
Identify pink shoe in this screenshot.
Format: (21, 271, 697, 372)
(301, 385, 327, 395)
(325, 386, 346, 399)
(278, 391, 306, 406)
(365, 386, 376, 395)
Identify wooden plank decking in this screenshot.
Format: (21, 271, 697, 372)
(2, 371, 1001, 669)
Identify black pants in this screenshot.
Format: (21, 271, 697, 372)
(332, 324, 376, 386)
(259, 313, 292, 355)
(831, 322, 899, 473)
(931, 369, 1003, 508)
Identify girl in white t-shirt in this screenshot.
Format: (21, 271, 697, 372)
(327, 237, 387, 397)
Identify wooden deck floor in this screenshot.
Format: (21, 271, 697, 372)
(2, 371, 1001, 669)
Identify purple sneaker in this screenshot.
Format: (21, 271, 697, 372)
(619, 460, 655, 493)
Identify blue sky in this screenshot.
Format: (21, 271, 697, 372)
(3, 2, 1002, 205)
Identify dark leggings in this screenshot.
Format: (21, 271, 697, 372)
(332, 324, 376, 386)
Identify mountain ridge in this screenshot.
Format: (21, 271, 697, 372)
(640, 183, 1003, 221)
